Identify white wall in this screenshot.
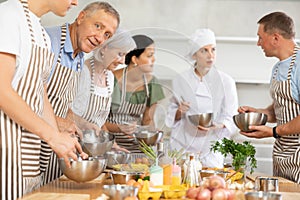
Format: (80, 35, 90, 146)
(5, 0, 298, 174)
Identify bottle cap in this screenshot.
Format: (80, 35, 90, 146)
(150, 165, 163, 174)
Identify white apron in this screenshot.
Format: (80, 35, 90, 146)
(0, 0, 54, 199)
(107, 68, 149, 153)
(271, 46, 300, 183)
(81, 57, 112, 127)
(41, 24, 81, 185)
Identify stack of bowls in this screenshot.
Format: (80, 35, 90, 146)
(58, 156, 107, 182)
(81, 130, 115, 156)
(233, 112, 267, 132)
(187, 113, 213, 128)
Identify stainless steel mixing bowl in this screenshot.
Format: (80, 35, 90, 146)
(81, 130, 115, 156)
(58, 156, 107, 183)
(233, 112, 267, 132)
(188, 113, 213, 127)
(102, 184, 139, 200)
(104, 150, 131, 168)
(245, 191, 282, 200)
(133, 128, 163, 146)
(109, 170, 144, 184)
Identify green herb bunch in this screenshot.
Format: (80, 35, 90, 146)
(210, 138, 257, 173)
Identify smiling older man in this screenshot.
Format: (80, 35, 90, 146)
(42, 1, 120, 185)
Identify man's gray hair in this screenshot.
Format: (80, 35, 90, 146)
(83, 1, 120, 26)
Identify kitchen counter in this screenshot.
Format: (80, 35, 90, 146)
(19, 172, 300, 200)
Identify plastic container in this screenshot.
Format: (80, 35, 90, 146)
(150, 165, 163, 186)
(158, 141, 172, 185)
(171, 158, 181, 185)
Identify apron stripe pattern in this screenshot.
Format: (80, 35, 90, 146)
(42, 24, 81, 185)
(1, 0, 54, 199)
(107, 68, 149, 153)
(271, 46, 300, 183)
(81, 57, 112, 127)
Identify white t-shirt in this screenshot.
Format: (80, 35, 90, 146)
(0, 0, 51, 88)
(72, 64, 114, 117)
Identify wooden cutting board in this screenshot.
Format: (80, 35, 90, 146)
(20, 192, 90, 200)
(246, 173, 295, 184)
(281, 192, 300, 199)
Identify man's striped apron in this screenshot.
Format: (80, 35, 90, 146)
(271, 46, 300, 183)
(41, 24, 81, 185)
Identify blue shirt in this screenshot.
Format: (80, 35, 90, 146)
(271, 50, 300, 103)
(45, 23, 84, 78)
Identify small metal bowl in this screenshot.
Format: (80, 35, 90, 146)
(199, 169, 230, 179)
(233, 112, 267, 132)
(104, 150, 131, 168)
(110, 170, 144, 184)
(81, 130, 115, 156)
(187, 113, 213, 127)
(134, 128, 163, 146)
(58, 156, 107, 183)
(102, 184, 139, 200)
(245, 191, 282, 200)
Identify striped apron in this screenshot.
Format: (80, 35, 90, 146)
(41, 24, 81, 185)
(271, 46, 300, 183)
(81, 57, 112, 127)
(0, 0, 54, 199)
(107, 68, 149, 153)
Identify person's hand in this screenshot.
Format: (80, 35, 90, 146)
(47, 132, 89, 168)
(112, 142, 130, 153)
(81, 122, 102, 136)
(178, 101, 190, 115)
(238, 106, 257, 113)
(118, 121, 137, 136)
(197, 123, 225, 132)
(239, 125, 272, 138)
(56, 116, 83, 138)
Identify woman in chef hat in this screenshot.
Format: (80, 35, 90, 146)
(165, 28, 239, 168)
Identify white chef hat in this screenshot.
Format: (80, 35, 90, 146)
(187, 28, 216, 60)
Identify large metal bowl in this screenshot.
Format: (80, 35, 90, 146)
(245, 191, 282, 200)
(199, 169, 230, 179)
(187, 113, 213, 127)
(82, 130, 115, 156)
(58, 156, 107, 183)
(233, 112, 267, 132)
(134, 129, 163, 146)
(110, 170, 144, 184)
(104, 150, 131, 168)
(102, 184, 139, 200)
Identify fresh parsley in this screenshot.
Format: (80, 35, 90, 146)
(210, 138, 257, 174)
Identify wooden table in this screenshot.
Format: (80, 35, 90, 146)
(19, 172, 300, 200)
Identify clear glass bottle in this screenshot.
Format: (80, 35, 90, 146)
(182, 153, 200, 188)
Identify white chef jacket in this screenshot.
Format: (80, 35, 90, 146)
(165, 67, 238, 168)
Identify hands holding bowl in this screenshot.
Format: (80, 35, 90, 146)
(235, 106, 273, 139)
